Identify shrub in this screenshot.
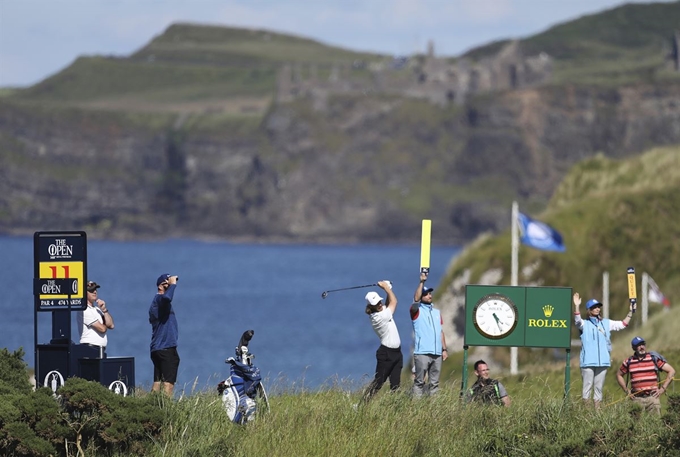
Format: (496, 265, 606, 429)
(0, 389, 62, 457)
(58, 377, 164, 455)
(0, 349, 164, 456)
(0, 348, 33, 395)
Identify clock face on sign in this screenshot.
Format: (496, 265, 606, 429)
(473, 293, 518, 339)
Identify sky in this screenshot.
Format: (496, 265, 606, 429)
(0, 0, 674, 87)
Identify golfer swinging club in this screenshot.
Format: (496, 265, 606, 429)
(361, 280, 402, 403)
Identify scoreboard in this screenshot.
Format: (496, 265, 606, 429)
(33, 231, 87, 311)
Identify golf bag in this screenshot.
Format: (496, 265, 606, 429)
(217, 329, 269, 424)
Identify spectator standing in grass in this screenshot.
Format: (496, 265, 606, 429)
(149, 274, 181, 396)
(616, 336, 675, 414)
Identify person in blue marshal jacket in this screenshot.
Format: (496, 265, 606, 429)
(411, 271, 448, 397)
(573, 292, 633, 408)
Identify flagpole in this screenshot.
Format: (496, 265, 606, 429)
(642, 272, 649, 325)
(510, 201, 518, 375)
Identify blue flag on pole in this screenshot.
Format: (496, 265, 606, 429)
(517, 212, 566, 252)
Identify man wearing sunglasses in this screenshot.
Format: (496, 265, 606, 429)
(77, 280, 115, 358)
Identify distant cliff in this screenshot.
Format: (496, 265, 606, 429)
(2, 80, 679, 242)
(1, 3, 680, 242)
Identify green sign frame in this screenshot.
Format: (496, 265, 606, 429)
(462, 285, 573, 400)
(464, 285, 572, 348)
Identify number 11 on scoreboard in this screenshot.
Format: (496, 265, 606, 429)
(420, 219, 431, 274)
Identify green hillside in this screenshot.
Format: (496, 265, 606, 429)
(465, 1, 680, 85)
(132, 23, 381, 65)
(524, 1, 680, 58)
(9, 2, 680, 109)
(10, 23, 380, 110)
(443, 144, 680, 324)
(14, 57, 277, 101)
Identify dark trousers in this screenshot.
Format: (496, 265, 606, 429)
(363, 345, 403, 402)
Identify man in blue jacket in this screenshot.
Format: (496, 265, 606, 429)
(411, 271, 448, 396)
(149, 273, 180, 396)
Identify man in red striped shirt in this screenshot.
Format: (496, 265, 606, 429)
(616, 336, 675, 414)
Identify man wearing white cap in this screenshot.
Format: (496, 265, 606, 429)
(362, 280, 402, 403)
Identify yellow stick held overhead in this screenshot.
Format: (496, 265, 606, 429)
(627, 266, 637, 313)
(420, 219, 431, 274)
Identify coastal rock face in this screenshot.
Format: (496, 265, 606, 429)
(0, 106, 171, 238)
(1, 81, 680, 241)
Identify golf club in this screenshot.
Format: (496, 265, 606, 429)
(321, 283, 379, 299)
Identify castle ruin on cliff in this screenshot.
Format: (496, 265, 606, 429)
(276, 40, 553, 108)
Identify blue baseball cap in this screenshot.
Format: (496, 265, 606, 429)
(156, 274, 171, 286)
(422, 286, 434, 296)
(586, 299, 602, 309)
(631, 336, 646, 348)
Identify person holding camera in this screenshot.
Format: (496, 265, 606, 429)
(78, 280, 115, 358)
(149, 273, 180, 396)
(464, 360, 511, 406)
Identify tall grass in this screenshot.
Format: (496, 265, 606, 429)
(136, 375, 674, 457)
(100, 297, 680, 456)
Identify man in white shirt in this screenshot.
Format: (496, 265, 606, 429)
(77, 280, 115, 358)
(361, 280, 402, 403)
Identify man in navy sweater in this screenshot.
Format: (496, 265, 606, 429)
(149, 273, 180, 396)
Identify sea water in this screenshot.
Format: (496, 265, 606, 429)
(1, 236, 458, 392)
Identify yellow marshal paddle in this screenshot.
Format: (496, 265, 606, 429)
(420, 219, 431, 274)
(627, 266, 637, 313)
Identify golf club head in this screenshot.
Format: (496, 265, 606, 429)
(321, 291, 328, 299)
